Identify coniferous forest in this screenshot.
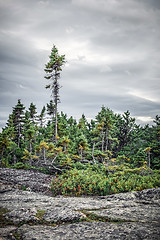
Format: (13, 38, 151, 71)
(0, 45, 160, 196)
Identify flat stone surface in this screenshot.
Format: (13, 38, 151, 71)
(0, 226, 17, 239)
(43, 207, 84, 222)
(0, 189, 112, 212)
(0, 189, 112, 224)
(4, 208, 38, 224)
(16, 222, 160, 240)
(89, 203, 160, 222)
(0, 168, 160, 239)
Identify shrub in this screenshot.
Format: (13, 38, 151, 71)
(12, 162, 30, 170)
(50, 164, 160, 196)
(71, 161, 88, 170)
(50, 168, 110, 196)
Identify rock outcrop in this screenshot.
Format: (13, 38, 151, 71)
(0, 168, 160, 239)
(0, 167, 53, 195)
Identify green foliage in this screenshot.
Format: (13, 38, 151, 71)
(1, 103, 160, 173)
(12, 162, 31, 170)
(47, 100, 55, 120)
(39, 106, 46, 128)
(21, 185, 28, 191)
(50, 167, 110, 196)
(50, 163, 160, 196)
(1, 101, 160, 172)
(12, 99, 25, 148)
(133, 148, 146, 167)
(29, 102, 37, 124)
(36, 209, 46, 221)
(72, 161, 88, 170)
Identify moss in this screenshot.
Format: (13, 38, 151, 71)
(80, 210, 108, 222)
(12, 232, 23, 240)
(80, 210, 129, 223)
(36, 209, 46, 221)
(20, 185, 28, 191)
(0, 207, 13, 227)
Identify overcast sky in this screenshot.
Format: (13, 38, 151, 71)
(0, 0, 160, 129)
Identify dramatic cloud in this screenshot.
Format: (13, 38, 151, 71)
(0, 0, 160, 129)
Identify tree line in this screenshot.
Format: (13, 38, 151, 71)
(0, 45, 159, 172)
(0, 100, 159, 171)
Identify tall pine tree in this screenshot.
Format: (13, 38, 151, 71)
(44, 45, 65, 142)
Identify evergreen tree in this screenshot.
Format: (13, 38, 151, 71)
(133, 148, 146, 167)
(47, 100, 55, 121)
(96, 107, 114, 152)
(58, 112, 69, 137)
(5, 114, 15, 141)
(1, 96, 160, 173)
(12, 99, 25, 148)
(76, 134, 88, 160)
(0, 129, 10, 166)
(29, 102, 37, 124)
(23, 110, 37, 163)
(150, 115, 160, 169)
(114, 110, 136, 154)
(44, 45, 65, 142)
(39, 106, 46, 128)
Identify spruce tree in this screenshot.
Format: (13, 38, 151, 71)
(39, 106, 46, 128)
(12, 99, 25, 148)
(96, 107, 114, 152)
(44, 45, 65, 142)
(23, 110, 36, 159)
(29, 102, 37, 124)
(0, 129, 10, 166)
(47, 100, 55, 123)
(115, 110, 136, 153)
(150, 115, 160, 169)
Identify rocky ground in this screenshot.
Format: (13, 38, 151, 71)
(0, 168, 160, 239)
(0, 167, 53, 195)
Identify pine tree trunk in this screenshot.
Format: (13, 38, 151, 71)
(29, 140, 32, 166)
(55, 102, 58, 142)
(101, 132, 104, 152)
(43, 147, 46, 164)
(18, 122, 21, 148)
(29, 140, 32, 154)
(105, 128, 109, 151)
(13, 154, 17, 164)
(54, 67, 58, 143)
(80, 149, 83, 160)
(92, 142, 96, 163)
(148, 151, 151, 174)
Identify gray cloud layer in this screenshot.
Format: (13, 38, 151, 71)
(0, 0, 160, 129)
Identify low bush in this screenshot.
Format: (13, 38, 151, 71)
(50, 164, 160, 196)
(51, 168, 110, 196)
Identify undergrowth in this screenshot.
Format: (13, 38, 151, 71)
(50, 163, 160, 196)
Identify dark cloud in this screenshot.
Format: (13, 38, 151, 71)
(0, 0, 160, 130)
(141, 0, 160, 9)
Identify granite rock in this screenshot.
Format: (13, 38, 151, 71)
(16, 222, 160, 240)
(0, 168, 160, 239)
(0, 168, 53, 195)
